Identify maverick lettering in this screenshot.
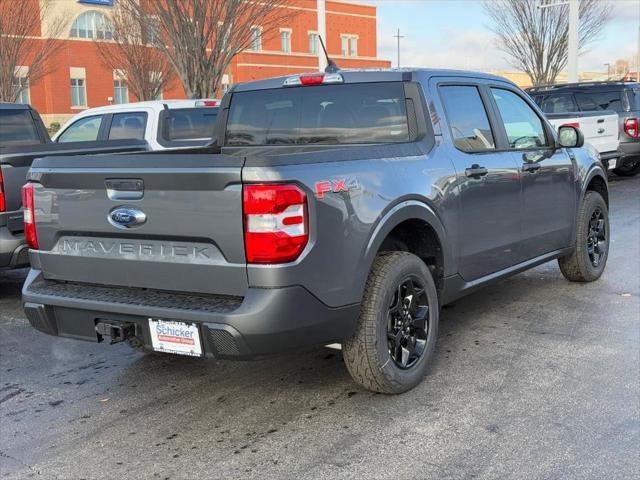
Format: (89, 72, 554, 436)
(59, 238, 211, 260)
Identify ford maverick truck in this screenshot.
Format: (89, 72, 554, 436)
(22, 70, 610, 393)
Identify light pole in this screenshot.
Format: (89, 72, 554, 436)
(538, 0, 579, 82)
(604, 63, 611, 79)
(393, 28, 404, 68)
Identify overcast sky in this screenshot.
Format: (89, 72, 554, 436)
(365, 0, 639, 74)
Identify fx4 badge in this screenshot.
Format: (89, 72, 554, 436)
(314, 178, 360, 199)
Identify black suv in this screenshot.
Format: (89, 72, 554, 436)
(528, 81, 640, 176)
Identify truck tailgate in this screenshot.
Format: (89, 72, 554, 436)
(547, 111, 619, 154)
(27, 152, 247, 297)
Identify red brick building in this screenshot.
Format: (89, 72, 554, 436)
(13, 0, 390, 125)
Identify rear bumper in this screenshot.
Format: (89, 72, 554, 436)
(620, 141, 640, 159)
(21, 269, 359, 359)
(0, 226, 28, 269)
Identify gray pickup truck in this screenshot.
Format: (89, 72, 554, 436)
(22, 69, 610, 394)
(0, 103, 148, 270)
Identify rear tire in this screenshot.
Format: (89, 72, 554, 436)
(343, 252, 439, 394)
(558, 191, 609, 282)
(613, 157, 640, 177)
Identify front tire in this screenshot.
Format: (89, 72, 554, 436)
(558, 191, 610, 282)
(343, 252, 439, 394)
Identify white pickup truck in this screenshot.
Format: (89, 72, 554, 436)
(545, 111, 621, 170)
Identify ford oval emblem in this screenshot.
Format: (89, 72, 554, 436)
(108, 207, 146, 229)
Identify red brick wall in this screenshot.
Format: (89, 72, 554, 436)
(22, 0, 390, 124)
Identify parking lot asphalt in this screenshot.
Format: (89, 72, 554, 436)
(1, 175, 638, 480)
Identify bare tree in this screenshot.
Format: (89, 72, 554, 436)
(483, 0, 611, 86)
(95, 3, 175, 102)
(123, 0, 296, 98)
(0, 0, 66, 102)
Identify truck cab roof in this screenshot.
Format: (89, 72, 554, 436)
(231, 68, 517, 92)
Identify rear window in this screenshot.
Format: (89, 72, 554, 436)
(628, 88, 640, 110)
(225, 82, 410, 146)
(0, 109, 41, 146)
(165, 108, 218, 141)
(575, 90, 624, 112)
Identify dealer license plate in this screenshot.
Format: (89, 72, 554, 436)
(148, 319, 203, 357)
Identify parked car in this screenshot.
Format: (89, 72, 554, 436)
(52, 99, 220, 150)
(0, 102, 148, 270)
(22, 69, 609, 394)
(543, 111, 620, 170)
(528, 81, 640, 176)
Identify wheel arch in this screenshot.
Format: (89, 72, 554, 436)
(583, 168, 609, 208)
(358, 201, 454, 300)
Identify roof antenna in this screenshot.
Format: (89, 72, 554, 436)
(318, 36, 340, 74)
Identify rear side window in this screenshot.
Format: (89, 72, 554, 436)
(541, 94, 577, 113)
(108, 112, 147, 140)
(166, 108, 218, 140)
(225, 82, 409, 146)
(57, 115, 103, 143)
(575, 91, 623, 112)
(439, 85, 495, 152)
(627, 88, 640, 110)
(0, 110, 41, 146)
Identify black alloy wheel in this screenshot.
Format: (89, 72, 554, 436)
(586, 207, 607, 268)
(387, 277, 429, 369)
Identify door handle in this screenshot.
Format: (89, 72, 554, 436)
(465, 164, 488, 178)
(522, 162, 542, 173)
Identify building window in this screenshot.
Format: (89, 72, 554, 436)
(280, 29, 291, 53)
(71, 78, 86, 107)
(308, 32, 319, 55)
(70, 11, 113, 40)
(250, 26, 262, 51)
(113, 79, 128, 104)
(144, 15, 160, 45)
(341, 34, 358, 57)
(12, 67, 29, 104)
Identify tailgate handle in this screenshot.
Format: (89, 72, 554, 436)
(105, 178, 144, 201)
(597, 118, 605, 123)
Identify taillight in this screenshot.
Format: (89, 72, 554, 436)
(21, 183, 39, 249)
(624, 117, 639, 138)
(195, 99, 220, 107)
(243, 184, 308, 264)
(283, 72, 344, 87)
(0, 169, 5, 212)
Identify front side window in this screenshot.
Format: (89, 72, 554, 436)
(280, 30, 291, 53)
(439, 85, 495, 152)
(491, 88, 547, 149)
(226, 82, 410, 146)
(57, 115, 102, 143)
(113, 79, 128, 104)
(541, 94, 577, 114)
(108, 112, 147, 140)
(70, 78, 86, 107)
(70, 11, 113, 40)
(12, 76, 29, 104)
(575, 91, 624, 113)
(250, 26, 262, 51)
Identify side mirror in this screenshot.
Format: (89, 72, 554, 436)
(557, 125, 584, 148)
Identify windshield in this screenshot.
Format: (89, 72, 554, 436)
(225, 82, 410, 146)
(0, 109, 42, 146)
